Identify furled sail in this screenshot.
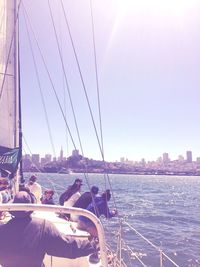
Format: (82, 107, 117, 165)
(0, 0, 20, 176)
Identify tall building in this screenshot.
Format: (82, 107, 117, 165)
(22, 154, 31, 170)
(186, 151, 192, 163)
(32, 154, 40, 167)
(45, 154, 52, 163)
(162, 153, 170, 164)
(72, 149, 79, 157)
(59, 147, 63, 161)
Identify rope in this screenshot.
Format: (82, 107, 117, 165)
(22, 7, 56, 158)
(48, 0, 82, 154)
(22, 3, 77, 151)
(60, 0, 104, 160)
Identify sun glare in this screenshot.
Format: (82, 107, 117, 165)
(115, 0, 193, 19)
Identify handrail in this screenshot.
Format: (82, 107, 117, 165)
(124, 221, 180, 267)
(0, 204, 108, 267)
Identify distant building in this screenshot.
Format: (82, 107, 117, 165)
(72, 149, 79, 157)
(120, 157, 125, 163)
(22, 154, 31, 170)
(196, 157, 200, 163)
(186, 151, 192, 163)
(162, 153, 170, 164)
(141, 158, 146, 166)
(32, 154, 40, 168)
(40, 157, 47, 167)
(45, 154, 52, 163)
(178, 155, 184, 162)
(59, 147, 63, 161)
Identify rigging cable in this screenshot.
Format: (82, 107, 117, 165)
(48, 0, 83, 154)
(22, 6, 56, 159)
(22, 3, 96, 210)
(22, 3, 77, 152)
(47, 0, 99, 206)
(60, 0, 104, 160)
(89, 0, 119, 220)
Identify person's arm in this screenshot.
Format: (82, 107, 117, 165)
(99, 202, 116, 218)
(43, 220, 95, 258)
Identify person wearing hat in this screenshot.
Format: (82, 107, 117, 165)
(40, 189, 55, 205)
(0, 191, 96, 267)
(26, 175, 42, 204)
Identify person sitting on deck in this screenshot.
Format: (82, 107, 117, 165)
(0, 191, 96, 267)
(40, 189, 55, 205)
(77, 189, 117, 237)
(26, 175, 42, 204)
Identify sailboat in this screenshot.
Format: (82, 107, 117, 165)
(0, 1, 120, 266)
(0, 1, 182, 267)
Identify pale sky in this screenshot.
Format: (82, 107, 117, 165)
(20, 0, 200, 162)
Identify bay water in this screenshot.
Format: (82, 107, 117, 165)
(24, 173, 200, 267)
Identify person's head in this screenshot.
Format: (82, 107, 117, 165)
(44, 189, 54, 197)
(102, 189, 111, 201)
(19, 184, 31, 193)
(71, 178, 83, 191)
(29, 175, 37, 185)
(10, 191, 36, 218)
(91, 186, 99, 195)
(75, 178, 83, 186)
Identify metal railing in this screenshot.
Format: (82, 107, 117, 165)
(0, 204, 108, 267)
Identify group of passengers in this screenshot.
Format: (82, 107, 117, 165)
(0, 174, 117, 236)
(0, 173, 117, 266)
(26, 175, 117, 235)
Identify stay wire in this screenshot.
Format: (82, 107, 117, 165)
(22, 3, 77, 151)
(22, 6, 56, 159)
(47, 0, 96, 196)
(47, 0, 83, 155)
(60, 0, 104, 160)
(23, 2, 92, 195)
(89, 0, 119, 218)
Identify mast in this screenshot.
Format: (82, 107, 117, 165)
(0, 0, 21, 188)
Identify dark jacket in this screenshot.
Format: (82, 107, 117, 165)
(73, 192, 93, 209)
(0, 216, 94, 267)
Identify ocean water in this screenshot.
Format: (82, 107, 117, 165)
(24, 173, 200, 267)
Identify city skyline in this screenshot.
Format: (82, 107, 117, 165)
(23, 148, 198, 164)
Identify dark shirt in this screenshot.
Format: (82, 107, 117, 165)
(87, 197, 113, 218)
(73, 192, 93, 209)
(79, 196, 114, 225)
(0, 216, 94, 267)
(41, 197, 55, 205)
